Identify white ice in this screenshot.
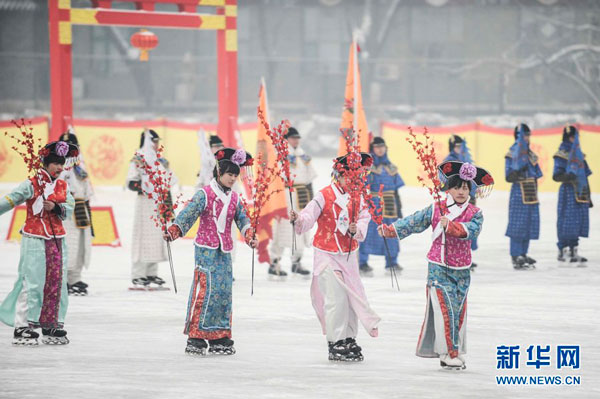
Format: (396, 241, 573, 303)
(0, 158, 598, 399)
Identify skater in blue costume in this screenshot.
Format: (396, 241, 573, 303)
(358, 137, 404, 277)
(505, 124, 542, 270)
(552, 125, 592, 267)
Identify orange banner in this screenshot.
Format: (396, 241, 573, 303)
(255, 81, 287, 263)
(338, 40, 370, 155)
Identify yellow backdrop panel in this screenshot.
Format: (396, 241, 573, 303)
(382, 123, 599, 193)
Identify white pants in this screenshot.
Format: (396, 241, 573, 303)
(65, 219, 92, 285)
(269, 218, 308, 263)
(131, 262, 159, 280)
(317, 268, 358, 343)
(14, 279, 29, 328)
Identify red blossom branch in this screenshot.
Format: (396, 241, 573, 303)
(240, 152, 283, 238)
(4, 118, 43, 178)
(257, 109, 294, 191)
(138, 146, 182, 233)
(406, 127, 447, 216)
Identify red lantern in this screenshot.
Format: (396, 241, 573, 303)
(130, 29, 158, 62)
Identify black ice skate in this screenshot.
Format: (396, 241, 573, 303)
(291, 261, 310, 277)
(569, 247, 587, 267)
(68, 281, 88, 296)
(512, 256, 532, 270)
(268, 260, 287, 280)
(328, 340, 358, 362)
(470, 262, 478, 272)
(359, 263, 374, 277)
(524, 255, 537, 265)
(558, 248, 568, 262)
(12, 327, 39, 346)
(41, 328, 69, 345)
(345, 337, 364, 362)
(208, 338, 236, 355)
(146, 276, 170, 290)
(185, 338, 208, 356)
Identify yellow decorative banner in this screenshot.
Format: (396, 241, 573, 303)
(6, 206, 121, 247)
(0, 118, 257, 187)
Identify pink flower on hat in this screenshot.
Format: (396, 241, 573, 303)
(56, 141, 69, 157)
(459, 162, 477, 181)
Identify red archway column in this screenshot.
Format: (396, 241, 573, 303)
(48, 0, 73, 141)
(217, 0, 238, 147)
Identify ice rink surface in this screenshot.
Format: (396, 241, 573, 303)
(0, 158, 598, 399)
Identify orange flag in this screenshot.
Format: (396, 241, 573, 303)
(338, 39, 370, 156)
(255, 79, 287, 264)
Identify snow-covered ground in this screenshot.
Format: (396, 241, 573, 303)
(0, 158, 598, 399)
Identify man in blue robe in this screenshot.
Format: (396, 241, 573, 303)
(552, 125, 591, 266)
(505, 124, 542, 270)
(359, 137, 404, 276)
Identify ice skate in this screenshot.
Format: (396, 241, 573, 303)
(291, 261, 310, 278)
(440, 354, 466, 370)
(344, 337, 364, 362)
(328, 340, 359, 362)
(41, 328, 69, 345)
(68, 281, 88, 296)
(185, 338, 208, 356)
(512, 256, 533, 270)
(12, 327, 39, 346)
(146, 276, 170, 291)
(268, 260, 287, 281)
(557, 248, 568, 263)
(208, 338, 236, 355)
(569, 247, 587, 267)
(359, 263, 374, 277)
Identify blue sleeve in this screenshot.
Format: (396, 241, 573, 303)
(57, 191, 75, 221)
(585, 160, 592, 177)
(533, 163, 543, 179)
(173, 189, 207, 236)
(234, 199, 251, 236)
(553, 156, 567, 178)
(0, 180, 34, 215)
(504, 157, 513, 181)
(392, 205, 433, 240)
(460, 210, 483, 241)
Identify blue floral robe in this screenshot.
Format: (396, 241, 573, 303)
(173, 189, 250, 340)
(392, 204, 483, 358)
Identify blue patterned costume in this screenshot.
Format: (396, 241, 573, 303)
(552, 135, 592, 251)
(359, 152, 404, 268)
(505, 136, 543, 258)
(392, 203, 483, 358)
(173, 189, 250, 340)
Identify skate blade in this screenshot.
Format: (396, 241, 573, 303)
(267, 275, 287, 282)
(208, 347, 236, 356)
(12, 338, 39, 347)
(185, 348, 207, 356)
(440, 362, 466, 371)
(128, 286, 170, 291)
(359, 272, 374, 278)
(42, 337, 69, 345)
